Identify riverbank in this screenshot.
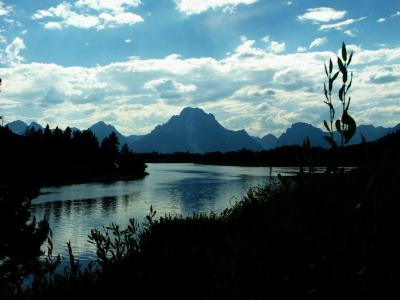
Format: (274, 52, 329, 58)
(17, 149, 400, 299)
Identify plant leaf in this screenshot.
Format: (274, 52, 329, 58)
(347, 72, 353, 92)
(324, 64, 329, 77)
(338, 57, 346, 74)
(331, 71, 340, 82)
(329, 59, 333, 73)
(347, 51, 353, 66)
(324, 120, 331, 132)
(342, 42, 347, 62)
(335, 120, 342, 132)
(324, 83, 328, 100)
(324, 135, 337, 148)
(339, 84, 345, 101)
(346, 97, 351, 111)
(343, 68, 348, 83)
(342, 112, 356, 144)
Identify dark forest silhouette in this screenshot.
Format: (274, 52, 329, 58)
(0, 125, 147, 186)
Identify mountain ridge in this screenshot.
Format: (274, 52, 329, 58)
(131, 107, 263, 153)
(5, 108, 400, 153)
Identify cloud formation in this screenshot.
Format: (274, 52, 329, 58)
(32, 1, 143, 30)
(0, 37, 26, 65)
(309, 37, 327, 49)
(319, 17, 366, 31)
(262, 36, 286, 54)
(175, 0, 257, 15)
(1, 37, 399, 136)
(298, 7, 346, 23)
(76, 0, 141, 12)
(391, 11, 400, 18)
(0, 1, 12, 17)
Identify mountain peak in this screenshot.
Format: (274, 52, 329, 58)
(291, 122, 316, 129)
(6, 120, 28, 135)
(178, 107, 215, 120)
(89, 121, 126, 144)
(29, 122, 43, 130)
(91, 121, 109, 128)
(180, 107, 206, 116)
(132, 107, 262, 153)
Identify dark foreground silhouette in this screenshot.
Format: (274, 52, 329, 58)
(0, 125, 147, 186)
(1, 129, 398, 299)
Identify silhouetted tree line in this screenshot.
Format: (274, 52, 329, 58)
(137, 129, 400, 168)
(0, 125, 147, 185)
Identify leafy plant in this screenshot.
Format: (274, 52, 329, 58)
(88, 218, 139, 267)
(323, 42, 356, 147)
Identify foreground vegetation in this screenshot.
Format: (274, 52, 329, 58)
(1, 130, 398, 299)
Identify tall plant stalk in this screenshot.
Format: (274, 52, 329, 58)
(323, 42, 356, 148)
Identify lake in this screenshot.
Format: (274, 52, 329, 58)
(32, 163, 298, 260)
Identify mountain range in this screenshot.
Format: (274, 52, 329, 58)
(5, 107, 400, 153)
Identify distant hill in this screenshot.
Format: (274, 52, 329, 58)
(88, 121, 129, 145)
(131, 107, 263, 153)
(253, 134, 277, 150)
(276, 122, 326, 148)
(274, 122, 400, 148)
(348, 124, 400, 144)
(126, 135, 143, 145)
(6, 120, 43, 135)
(6, 120, 28, 135)
(29, 121, 43, 131)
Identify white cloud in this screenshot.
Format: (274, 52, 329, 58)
(0, 34, 6, 44)
(32, 1, 143, 30)
(32, 10, 54, 20)
(98, 11, 143, 29)
(344, 29, 356, 37)
(76, 0, 141, 12)
(377, 18, 386, 23)
(125, 39, 132, 43)
(1, 37, 26, 65)
(1, 37, 400, 136)
(0, 1, 12, 17)
(391, 11, 400, 18)
(144, 78, 197, 100)
(262, 36, 285, 54)
(297, 47, 307, 53)
(44, 21, 63, 30)
(319, 17, 366, 31)
(309, 37, 327, 49)
(267, 41, 285, 54)
(298, 7, 346, 23)
(350, 47, 400, 65)
(175, 0, 257, 16)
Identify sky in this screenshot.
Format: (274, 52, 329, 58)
(0, 0, 399, 137)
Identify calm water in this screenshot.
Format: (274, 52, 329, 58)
(31, 163, 298, 259)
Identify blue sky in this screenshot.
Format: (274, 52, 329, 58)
(0, 0, 399, 136)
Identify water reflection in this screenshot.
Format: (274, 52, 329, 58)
(31, 163, 297, 259)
